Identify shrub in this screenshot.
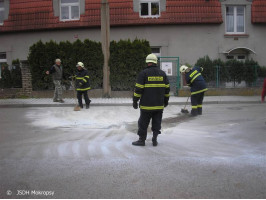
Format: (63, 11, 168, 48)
(0, 63, 12, 88)
(258, 66, 266, 78)
(243, 59, 259, 86)
(11, 59, 22, 88)
(194, 56, 262, 87)
(28, 39, 104, 90)
(195, 55, 215, 83)
(109, 39, 151, 90)
(28, 38, 151, 91)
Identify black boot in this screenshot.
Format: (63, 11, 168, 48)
(198, 107, 202, 115)
(86, 100, 91, 109)
(191, 109, 198, 117)
(152, 136, 158, 147)
(79, 104, 83, 109)
(132, 139, 145, 146)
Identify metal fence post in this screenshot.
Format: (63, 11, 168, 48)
(254, 65, 258, 87)
(216, 65, 219, 88)
(176, 57, 180, 95)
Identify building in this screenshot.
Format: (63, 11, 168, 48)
(0, 0, 266, 69)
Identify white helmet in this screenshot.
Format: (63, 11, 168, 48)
(146, 54, 158, 64)
(76, 62, 85, 68)
(179, 65, 188, 73)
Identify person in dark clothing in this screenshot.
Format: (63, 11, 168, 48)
(132, 54, 170, 146)
(46, 58, 64, 103)
(180, 65, 208, 116)
(261, 77, 266, 103)
(75, 62, 91, 109)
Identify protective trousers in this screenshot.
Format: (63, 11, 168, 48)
(137, 110, 163, 141)
(53, 80, 63, 101)
(77, 91, 90, 107)
(191, 92, 205, 116)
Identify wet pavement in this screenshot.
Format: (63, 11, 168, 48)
(0, 104, 266, 198)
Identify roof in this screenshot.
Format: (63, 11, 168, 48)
(1, 0, 223, 33)
(252, 0, 266, 24)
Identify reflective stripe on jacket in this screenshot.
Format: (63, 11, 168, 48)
(75, 69, 91, 91)
(185, 66, 207, 95)
(133, 64, 170, 111)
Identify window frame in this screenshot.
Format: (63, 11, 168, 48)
(225, 5, 245, 34)
(60, 0, 80, 21)
(0, 52, 6, 61)
(139, 0, 160, 18)
(151, 47, 161, 57)
(226, 54, 246, 61)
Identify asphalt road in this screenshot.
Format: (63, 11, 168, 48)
(0, 104, 266, 198)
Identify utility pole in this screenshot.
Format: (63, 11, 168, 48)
(101, 0, 111, 98)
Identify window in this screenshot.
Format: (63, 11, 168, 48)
(226, 6, 245, 34)
(0, 52, 6, 62)
(226, 55, 234, 60)
(0, 0, 4, 25)
(151, 47, 161, 57)
(60, 0, 80, 21)
(0, 52, 6, 79)
(140, 1, 160, 18)
(237, 55, 246, 61)
(226, 55, 246, 61)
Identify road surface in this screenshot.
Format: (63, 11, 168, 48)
(0, 104, 266, 198)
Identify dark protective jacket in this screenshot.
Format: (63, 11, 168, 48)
(50, 64, 63, 81)
(75, 68, 91, 91)
(185, 66, 208, 95)
(133, 64, 170, 111)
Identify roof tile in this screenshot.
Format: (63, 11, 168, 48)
(252, 0, 266, 23)
(0, 0, 224, 32)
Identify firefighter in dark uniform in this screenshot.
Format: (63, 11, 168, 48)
(180, 65, 208, 116)
(75, 62, 91, 109)
(132, 54, 170, 146)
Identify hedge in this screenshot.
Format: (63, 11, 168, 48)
(0, 63, 12, 88)
(28, 39, 151, 91)
(109, 39, 151, 90)
(195, 56, 264, 87)
(28, 39, 103, 90)
(11, 59, 22, 88)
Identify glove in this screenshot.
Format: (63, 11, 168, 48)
(164, 99, 169, 107)
(133, 101, 138, 109)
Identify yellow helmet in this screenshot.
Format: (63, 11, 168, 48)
(179, 65, 188, 73)
(76, 62, 85, 68)
(146, 54, 158, 64)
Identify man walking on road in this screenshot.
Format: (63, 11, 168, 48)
(46, 59, 64, 103)
(132, 54, 170, 146)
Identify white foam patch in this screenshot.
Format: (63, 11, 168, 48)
(26, 106, 179, 130)
(26, 107, 140, 129)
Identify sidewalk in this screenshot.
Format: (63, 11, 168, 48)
(0, 96, 261, 108)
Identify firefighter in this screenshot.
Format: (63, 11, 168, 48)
(75, 62, 91, 109)
(132, 54, 170, 146)
(180, 65, 208, 116)
(46, 58, 64, 103)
